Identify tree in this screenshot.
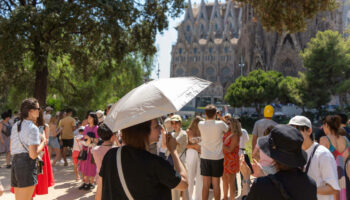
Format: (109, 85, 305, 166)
(300, 30, 350, 111)
(0, 0, 185, 106)
(1, 52, 152, 118)
(224, 69, 283, 115)
(278, 75, 302, 106)
(236, 0, 338, 33)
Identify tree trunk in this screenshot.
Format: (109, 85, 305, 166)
(34, 65, 48, 107)
(32, 38, 49, 107)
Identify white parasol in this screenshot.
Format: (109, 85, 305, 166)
(104, 77, 211, 132)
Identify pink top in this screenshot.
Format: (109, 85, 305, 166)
(92, 145, 113, 176)
(256, 144, 274, 167)
(83, 125, 99, 138)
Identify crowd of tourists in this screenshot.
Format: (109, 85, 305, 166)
(1, 97, 350, 200)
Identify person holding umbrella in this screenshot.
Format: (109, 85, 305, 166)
(99, 77, 210, 200)
(96, 119, 188, 200)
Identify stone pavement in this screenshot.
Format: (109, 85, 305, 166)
(0, 154, 244, 200)
(0, 156, 96, 200)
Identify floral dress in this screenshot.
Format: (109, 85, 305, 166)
(223, 131, 239, 174)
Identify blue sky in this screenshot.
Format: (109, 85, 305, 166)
(150, 0, 203, 79)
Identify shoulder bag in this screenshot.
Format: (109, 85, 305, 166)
(117, 146, 134, 200)
(17, 129, 44, 175)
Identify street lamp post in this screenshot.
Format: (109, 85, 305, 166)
(238, 56, 245, 115)
(238, 56, 245, 76)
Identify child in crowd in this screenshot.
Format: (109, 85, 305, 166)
(72, 126, 84, 181)
(92, 124, 116, 198)
(78, 132, 97, 190)
(252, 125, 275, 175)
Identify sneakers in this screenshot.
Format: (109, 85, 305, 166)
(79, 183, 88, 190)
(6, 164, 11, 169)
(79, 183, 95, 190)
(88, 184, 95, 190)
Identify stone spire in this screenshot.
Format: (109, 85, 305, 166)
(208, 0, 223, 39)
(223, 0, 235, 40)
(195, 0, 209, 39)
(184, 0, 194, 22)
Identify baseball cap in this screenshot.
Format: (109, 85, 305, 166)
(170, 115, 182, 122)
(264, 105, 274, 118)
(46, 106, 53, 111)
(288, 116, 312, 128)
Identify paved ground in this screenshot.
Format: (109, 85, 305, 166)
(0, 154, 243, 200)
(1, 156, 96, 200)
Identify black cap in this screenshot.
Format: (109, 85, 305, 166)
(87, 131, 96, 139)
(258, 124, 307, 168)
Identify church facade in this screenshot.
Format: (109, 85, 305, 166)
(170, 0, 350, 109)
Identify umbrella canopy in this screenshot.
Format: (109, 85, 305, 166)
(104, 77, 211, 132)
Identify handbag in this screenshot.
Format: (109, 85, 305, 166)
(17, 130, 44, 175)
(117, 146, 134, 200)
(78, 148, 87, 161)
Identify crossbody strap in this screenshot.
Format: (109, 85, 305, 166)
(17, 128, 29, 153)
(117, 147, 134, 200)
(304, 144, 319, 174)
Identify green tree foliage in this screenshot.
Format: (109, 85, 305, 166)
(0, 0, 185, 106)
(1, 52, 152, 118)
(278, 75, 302, 106)
(300, 30, 350, 110)
(236, 0, 338, 33)
(224, 69, 283, 115)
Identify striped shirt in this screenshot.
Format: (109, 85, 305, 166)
(10, 120, 40, 155)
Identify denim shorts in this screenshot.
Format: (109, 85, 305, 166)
(48, 136, 60, 149)
(11, 153, 38, 188)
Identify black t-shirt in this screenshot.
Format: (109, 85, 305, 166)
(245, 169, 317, 200)
(99, 146, 181, 200)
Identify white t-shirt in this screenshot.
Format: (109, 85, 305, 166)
(239, 128, 249, 155)
(44, 113, 51, 124)
(72, 135, 83, 152)
(305, 142, 340, 200)
(198, 120, 228, 160)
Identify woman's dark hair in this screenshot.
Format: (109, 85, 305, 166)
(89, 112, 99, 126)
(97, 124, 114, 141)
(1, 110, 11, 120)
(121, 120, 152, 150)
(18, 98, 39, 132)
(188, 116, 202, 136)
(85, 110, 93, 120)
(323, 115, 345, 136)
(36, 108, 45, 127)
(274, 161, 298, 171)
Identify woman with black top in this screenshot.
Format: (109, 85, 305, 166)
(10, 98, 46, 200)
(240, 124, 317, 200)
(96, 119, 188, 200)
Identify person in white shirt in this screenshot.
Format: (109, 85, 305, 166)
(198, 104, 228, 200)
(289, 115, 340, 200)
(44, 106, 53, 124)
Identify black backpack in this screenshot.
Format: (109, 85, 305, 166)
(2, 122, 12, 137)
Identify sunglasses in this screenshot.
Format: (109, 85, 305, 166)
(33, 107, 40, 110)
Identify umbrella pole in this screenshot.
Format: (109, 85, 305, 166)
(159, 117, 170, 134)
